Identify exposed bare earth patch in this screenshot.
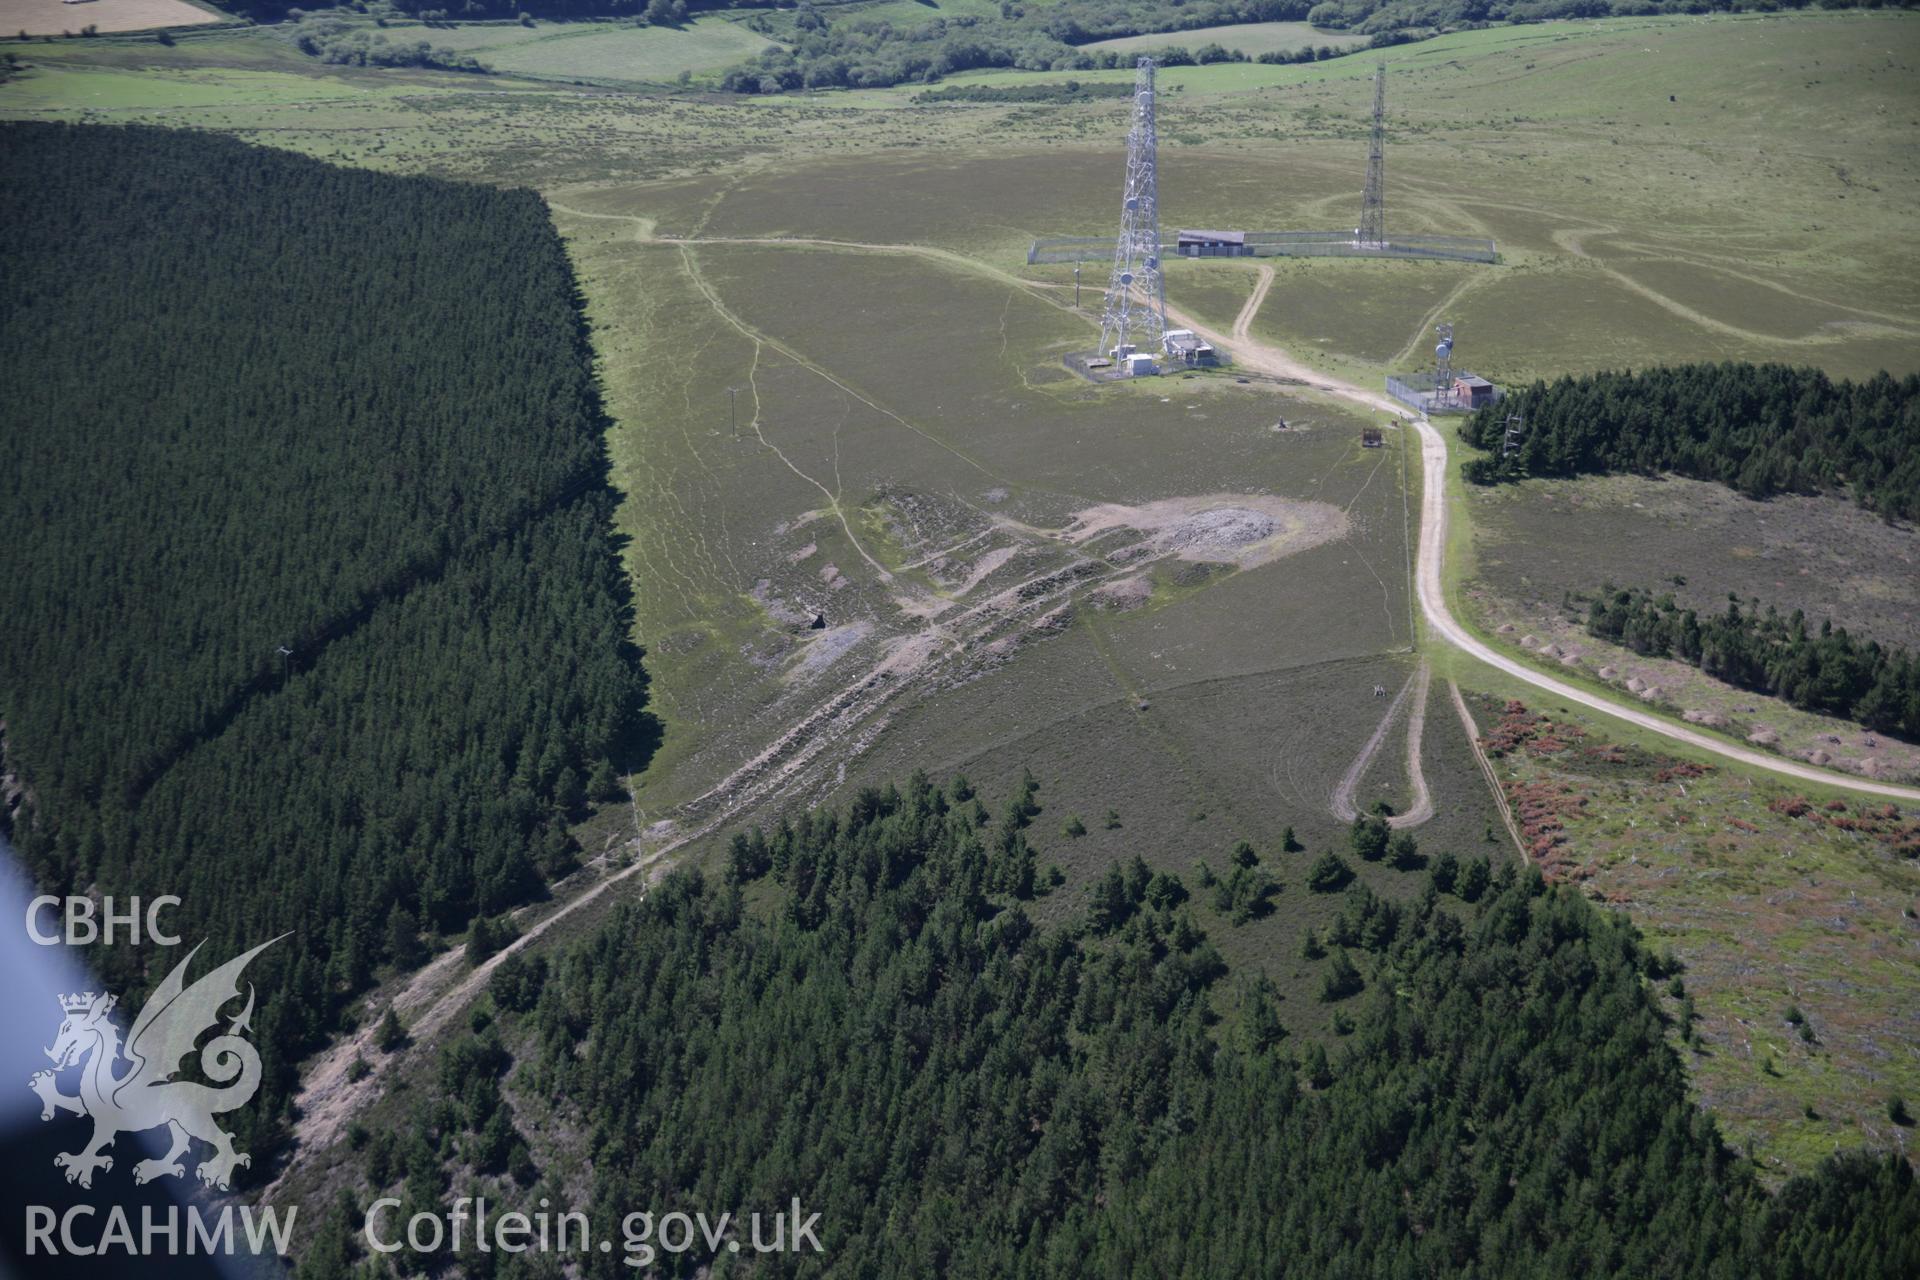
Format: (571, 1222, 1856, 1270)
(1062, 493, 1349, 570)
(786, 620, 873, 684)
(949, 544, 1019, 596)
(1089, 574, 1152, 611)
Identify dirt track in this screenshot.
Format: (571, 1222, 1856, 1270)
(263, 840, 685, 1198)
(1161, 270, 1920, 802)
(1330, 661, 1434, 829)
(1394, 661, 1434, 827)
(1406, 415, 1920, 802)
(1449, 680, 1528, 859)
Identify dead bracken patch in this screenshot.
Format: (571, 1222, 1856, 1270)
(1768, 794, 1919, 857)
(1481, 699, 1588, 757)
(1505, 777, 1589, 874)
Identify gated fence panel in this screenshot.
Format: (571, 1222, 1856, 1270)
(1028, 231, 1497, 265)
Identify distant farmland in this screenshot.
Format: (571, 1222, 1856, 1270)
(0, 0, 222, 35)
(1085, 21, 1365, 57)
(379, 16, 779, 83)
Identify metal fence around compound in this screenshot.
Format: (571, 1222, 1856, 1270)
(1027, 231, 1497, 266)
(1386, 374, 1503, 415)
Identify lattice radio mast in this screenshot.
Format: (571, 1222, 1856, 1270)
(1501, 414, 1526, 457)
(1433, 323, 1454, 407)
(1098, 57, 1167, 360)
(1358, 63, 1387, 249)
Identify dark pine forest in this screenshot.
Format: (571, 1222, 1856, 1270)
(0, 122, 650, 1167)
(1583, 586, 1920, 741)
(326, 776, 1920, 1279)
(1461, 363, 1920, 522)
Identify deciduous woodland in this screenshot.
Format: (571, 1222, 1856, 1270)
(0, 122, 649, 1167)
(332, 777, 1919, 1278)
(1460, 363, 1920, 521)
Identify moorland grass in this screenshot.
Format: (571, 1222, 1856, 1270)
(4, 7, 1915, 1174)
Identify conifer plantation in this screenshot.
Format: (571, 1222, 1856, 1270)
(1583, 586, 1920, 740)
(0, 122, 649, 1166)
(361, 777, 1919, 1278)
(1461, 363, 1920, 520)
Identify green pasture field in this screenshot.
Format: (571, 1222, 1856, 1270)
(799, 0, 1017, 28)
(383, 16, 779, 83)
(355, 18, 558, 53)
(0, 27, 318, 73)
(0, 61, 414, 109)
(1085, 20, 1364, 57)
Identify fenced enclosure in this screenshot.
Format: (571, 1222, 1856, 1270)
(1386, 374, 1503, 415)
(1027, 231, 1498, 266)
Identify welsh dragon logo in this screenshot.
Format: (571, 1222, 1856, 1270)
(28, 936, 282, 1191)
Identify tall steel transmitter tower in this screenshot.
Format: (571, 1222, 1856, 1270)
(1358, 63, 1387, 249)
(1098, 57, 1167, 359)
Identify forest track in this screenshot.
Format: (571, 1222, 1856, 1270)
(267, 400, 1267, 1192)
(268, 529, 1107, 1186)
(262, 837, 687, 1200)
(269, 212, 1201, 1174)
